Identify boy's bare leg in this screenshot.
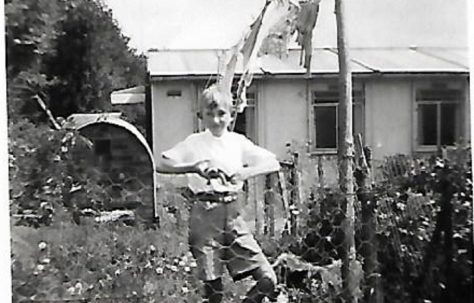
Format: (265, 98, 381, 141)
(203, 278, 224, 303)
(242, 267, 278, 303)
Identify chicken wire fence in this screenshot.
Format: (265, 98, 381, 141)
(10, 147, 473, 303)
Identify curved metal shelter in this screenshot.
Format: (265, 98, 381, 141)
(64, 113, 158, 219)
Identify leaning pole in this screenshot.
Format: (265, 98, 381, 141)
(335, 0, 358, 302)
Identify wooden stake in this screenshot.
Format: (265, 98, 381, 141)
(335, 0, 358, 302)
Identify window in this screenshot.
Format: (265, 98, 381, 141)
(416, 87, 462, 147)
(233, 88, 258, 143)
(312, 85, 364, 150)
(166, 89, 182, 98)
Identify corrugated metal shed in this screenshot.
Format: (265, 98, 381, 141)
(64, 113, 158, 217)
(148, 47, 469, 78)
(63, 113, 152, 161)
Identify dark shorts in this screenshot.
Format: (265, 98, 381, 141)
(188, 197, 274, 281)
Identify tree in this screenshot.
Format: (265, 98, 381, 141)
(4, 0, 64, 121)
(44, 0, 147, 118)
(5, 0, 147, 121)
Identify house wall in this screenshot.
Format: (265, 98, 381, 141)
(151, 80, 196, 159)
(151, 76, 469, 163)
(365, 78, 413, 160)
(259, 79, 308, 159)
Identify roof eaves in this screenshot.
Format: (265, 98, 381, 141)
(325, 47, 381, 73)
(411, 47, 469, 70)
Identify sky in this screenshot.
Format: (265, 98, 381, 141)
(102, 0, 470, 54)
(102, 0, 266, 52)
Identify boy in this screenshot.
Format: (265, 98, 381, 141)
(156, 84, 280, 303)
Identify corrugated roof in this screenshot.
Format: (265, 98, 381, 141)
(63, 113, 123, 128)
(63, 113, 152, 165)
(348, 47, 469, 73)
(64, 113, 158, 216)
(147, 49, 263, 76)
(148, 47, 469, 78)
(111, 86, 145, 104)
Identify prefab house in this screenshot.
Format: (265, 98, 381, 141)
(147, 47, 470, 162)
(142, 0, 469, 171)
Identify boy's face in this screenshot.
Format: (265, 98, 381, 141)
(201, 102, 232, 137)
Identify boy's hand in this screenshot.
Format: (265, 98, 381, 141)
(229, 171, 245, 185)
(205, 168, 231, 185)
(192, 160, 211, 179)
(193, 161, 228, 184)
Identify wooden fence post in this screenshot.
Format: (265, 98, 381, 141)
(264, 172, 278, 237)
(355, 134, 381, 303)
(335, 0, 358, 301)
(289, 153, 300, 236)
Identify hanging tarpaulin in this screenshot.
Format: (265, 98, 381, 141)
(295, 0, 321, 74)
(219, 0, 296, 117)
(219, 0, 321, 127)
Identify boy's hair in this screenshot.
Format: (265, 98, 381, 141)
(198, 84, 233, 117)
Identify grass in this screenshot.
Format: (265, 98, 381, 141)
(10, 201, 264, 303)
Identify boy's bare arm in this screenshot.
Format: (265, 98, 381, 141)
(230, 156, 280, 183)
(155, 156, 210, 178)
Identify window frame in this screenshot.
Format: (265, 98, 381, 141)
(414, 82, 464, 152)
(310, 82, 365, 154)
(232, 83, 259, 143)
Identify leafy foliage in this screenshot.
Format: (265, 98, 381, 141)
(11, 222, 201, 303)
(5, 0, 147, 122)
(373, 153, 473, 303)
(8, 119, 97, 223)
(257, 146, 472, 303)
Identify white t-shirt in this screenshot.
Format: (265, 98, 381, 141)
(162, 129, 277, 193)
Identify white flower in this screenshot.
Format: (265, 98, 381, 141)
(170, 265, 178, 272)
(178, 260, 186, 267)
(181, 286, 189, 294)
(38, 242, 47, 250)
(155, 267, 163, 275)
(184, 266, 191, 273)
(114, 269, 121, 276)
(75, 282, 83, 294)
(67, 286, 76, 295)
(36, 264, 45, 271)
(149, 245, 156, 252)
(189, 261, 197, 268)
(41, 258, 51, 264)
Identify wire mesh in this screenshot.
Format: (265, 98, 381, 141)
(9, 139, 473, 303)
